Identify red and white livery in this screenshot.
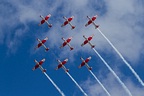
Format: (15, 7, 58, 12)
(32, 58, 46, 73)
(60, 37, 74, 51)
(78, 57, 92, 70)
(85, 15, 99, 29)
(55, 58, 69, 73)
(39, 14, 52, 28)
(81, 35, 95, 48)
(61, 16, 75, 30)
(35, 37, 49, 51)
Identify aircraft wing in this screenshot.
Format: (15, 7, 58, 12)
(56, 64, 63, 70)
(79, 57, 86, 68)
(32, 60, 40, 70)
(55, 60, 62, 70)
(56, 63, 69, 72)
(32, 64, 39, 70)
(78, 62, 85, 68)
(45, 14, 51, 20)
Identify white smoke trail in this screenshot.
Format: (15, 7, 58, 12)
(92, 48, 133, 96)
(97, 28, 144, 86)
(89, 70, 111, 96)
(43, 72, 65, 96)
(66, 72, 88, 96)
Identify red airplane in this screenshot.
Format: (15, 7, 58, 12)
(32, 58, 46, 72)
(61, 16, 75, 30)
(55, 58, 69, 73)
(38, 14, 52, 28)
(78, 57, 92, 70)
(81, 35, 95, 48)
(35, 37, 49, 51)
(60, 37, 74, 50)
(85, 15, 99, 29)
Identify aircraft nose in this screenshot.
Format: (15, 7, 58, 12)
(43, 58, 46, 62)
(65, 58, 68, 62)
(88, 56, 92, 60)
(45, 37, 48, 40)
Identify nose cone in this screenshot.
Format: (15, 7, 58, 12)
(94, 15, 98, 17)
(91, 34, 94, 38)
(65, 58, 68, 62)
(45, 37, 48, 40)
(42, 58, 46, 62)
(71, 16, 74, 18)
(48, 14, 51, 17)
(92, 34, 94, 37)
(88, 56, 91, 60)
(69, 37, 72, 39)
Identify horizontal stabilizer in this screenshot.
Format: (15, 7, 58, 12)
(48, 24, 52, 28)
(95, 25, 99, 29)
(45, 48, 49, 51)
(88, 67, 92, 70)
(70, 47, 74, 50)
(71, 26, 75, 30)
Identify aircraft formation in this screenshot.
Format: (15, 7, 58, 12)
(33, 14, 98, 73)
(32, 14, 143, 96)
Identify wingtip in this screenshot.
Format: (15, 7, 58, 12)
(55, 67, 58, 70)
(48, 24, 52, 28)
(89, 67, 92, 70)
(48, 14, 51, 17)
(91, 45, 95, 48)
(95, 25, 99, 29)
(78, 65, 81, 68)
(32, 68, 35, 71)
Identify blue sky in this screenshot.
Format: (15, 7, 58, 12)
(0, 0, 144, 96)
